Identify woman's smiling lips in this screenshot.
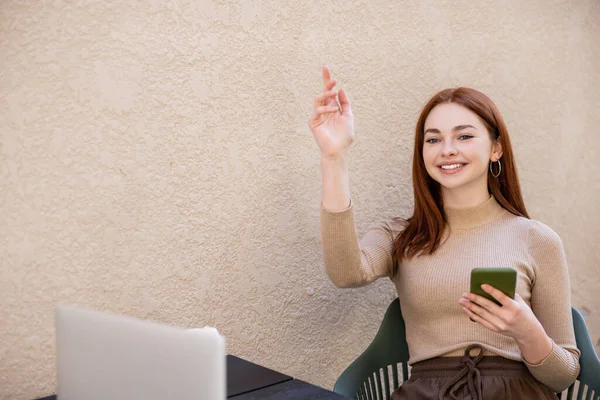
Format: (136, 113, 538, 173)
(437, 162, 467, 174)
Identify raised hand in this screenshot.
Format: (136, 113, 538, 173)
(308, 65, 355, 159)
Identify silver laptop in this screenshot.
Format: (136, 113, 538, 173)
(56, 304, 225, 400)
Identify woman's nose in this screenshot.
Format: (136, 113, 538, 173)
(441, 141, 458, 156)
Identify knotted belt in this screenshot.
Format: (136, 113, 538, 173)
(438, 344, 485, 400)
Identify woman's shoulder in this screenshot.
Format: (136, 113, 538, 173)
(527, 219, 564, 252)
(371, 216, 408, 235)
(504, 214, 563, 248)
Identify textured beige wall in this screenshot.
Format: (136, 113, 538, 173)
(1, 0, 599, 398)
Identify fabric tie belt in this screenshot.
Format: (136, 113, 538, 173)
(438, 344, 484, 400)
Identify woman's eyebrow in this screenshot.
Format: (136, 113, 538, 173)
(424, 124, 477, 135)
(452, 124, 477, 131)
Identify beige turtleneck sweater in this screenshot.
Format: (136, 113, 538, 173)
(321, 195, 580, 392)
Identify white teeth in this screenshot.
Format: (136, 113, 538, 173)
(441, 164, 463, 170)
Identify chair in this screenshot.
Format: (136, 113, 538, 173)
(333, 298, 600, 400)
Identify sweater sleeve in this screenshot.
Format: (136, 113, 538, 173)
(524, 220, 580, 392)
(320, 201, 403, 288)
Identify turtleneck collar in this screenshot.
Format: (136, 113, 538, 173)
(444, 195, 505, 231)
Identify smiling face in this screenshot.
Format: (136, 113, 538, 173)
(422, 102, 503, 203)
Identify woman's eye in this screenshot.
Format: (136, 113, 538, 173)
(425, 138, 440, 144)
(458, 134, 473, 140)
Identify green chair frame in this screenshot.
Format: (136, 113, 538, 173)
(333, 298, 600, 400)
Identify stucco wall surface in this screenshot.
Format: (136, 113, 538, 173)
(1, 1, 599, 398)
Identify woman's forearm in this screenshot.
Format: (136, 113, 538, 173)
(321, 154, 351, 212)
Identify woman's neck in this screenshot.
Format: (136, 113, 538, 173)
(441, 187, 491, 209)
(443, 195, 504, 231)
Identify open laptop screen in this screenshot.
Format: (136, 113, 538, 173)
(56, 305, 225, 400)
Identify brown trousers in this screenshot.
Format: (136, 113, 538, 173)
(391, 345, 558, 400)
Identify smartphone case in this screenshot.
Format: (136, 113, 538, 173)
(470, 268, 517, 307)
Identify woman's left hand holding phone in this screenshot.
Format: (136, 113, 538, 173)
(459, 285, 553, 364)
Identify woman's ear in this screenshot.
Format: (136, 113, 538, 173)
(491, 140, 503, 162)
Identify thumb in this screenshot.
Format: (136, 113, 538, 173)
(338, 88, 352, 116)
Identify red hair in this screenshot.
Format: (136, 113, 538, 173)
(393, 88, 529, 267)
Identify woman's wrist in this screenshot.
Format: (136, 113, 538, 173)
(320, 151, 349, 166)
(515, 325, 553, 365)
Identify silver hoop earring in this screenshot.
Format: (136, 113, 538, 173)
(489, 160, 501, 178)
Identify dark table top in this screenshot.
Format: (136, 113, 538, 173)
(229, 378, 349, 399)
(226, 354, 292, 396)
(33, 354, 347, 399)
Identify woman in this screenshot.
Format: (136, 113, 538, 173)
(308, 65, 580, 399)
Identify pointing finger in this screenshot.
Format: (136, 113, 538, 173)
(322, 65, 337, 91)
(322, 65, 330, 83)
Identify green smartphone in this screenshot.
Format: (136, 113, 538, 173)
(470, 268, 517, 307)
